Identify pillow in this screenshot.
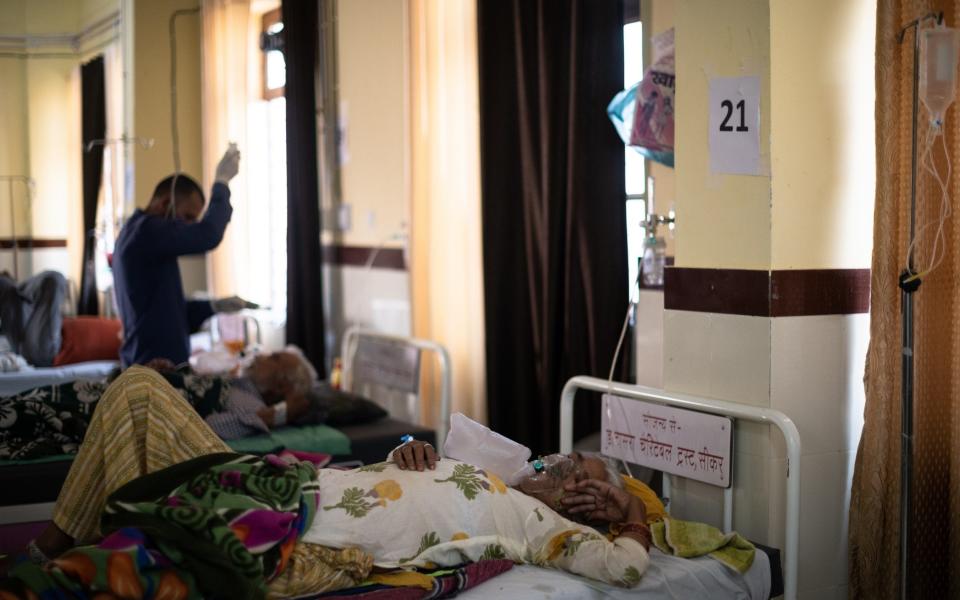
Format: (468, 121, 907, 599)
(622, 475, 668, 523)
(303, 383, 388, 426)
(53, 317, 122, 366)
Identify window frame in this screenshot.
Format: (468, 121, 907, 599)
(261, 7, 285, 101)
(624, 0, 649, 205)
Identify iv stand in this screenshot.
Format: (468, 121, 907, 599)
(896, 12, 942, 600)
(0, 176, 36, 281)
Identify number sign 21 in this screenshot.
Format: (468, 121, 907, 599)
(709, 76, 760, 175)
(719, 100, 748, 132)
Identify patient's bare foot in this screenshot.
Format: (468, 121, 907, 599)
(34, 524, 75, 560)
(0, 524, 75, 578)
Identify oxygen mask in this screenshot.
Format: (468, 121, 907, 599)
(517, 454, 583, 504)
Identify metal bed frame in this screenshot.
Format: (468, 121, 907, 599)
(341, 327, 452, 451)
(560, 375, 801, 600)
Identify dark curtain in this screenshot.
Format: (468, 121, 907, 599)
(79, 56, 106, 315)
(282, 0, 327, 378)
(479, 0, 629, 455)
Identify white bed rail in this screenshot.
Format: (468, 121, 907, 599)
(341, 328, 452, 451)
(560, 375, 800, 600)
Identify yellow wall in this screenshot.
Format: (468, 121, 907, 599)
(81, 0, 119, 27)
(647, 0, 675, 256)
(131, 0, 206, 293)
(26, 59, 80, 239)
(672, 0, 873, 271)
(674, 0, 771, 270)
(0, 57, 29, 238)
(770, 0, 875, 269)
(0, 0, 110, 245)
(337, 0, 409, 247)
(131, 0, 203, 208)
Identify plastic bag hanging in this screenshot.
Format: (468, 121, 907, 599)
(607, 28, 675, 167)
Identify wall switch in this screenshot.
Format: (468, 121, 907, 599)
(338, 204, 352, 231)
(323, 205, 352, 232)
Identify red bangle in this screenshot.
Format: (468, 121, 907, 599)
(617, 521, 652, 551)
(617, 522, 649, 536)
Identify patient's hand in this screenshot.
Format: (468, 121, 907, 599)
(393, 439, 439, 471)
(143, 358, 177, 373)
(561, 479, 644, 524)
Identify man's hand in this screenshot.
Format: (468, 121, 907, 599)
(561, 479, 645, 524)
(392, 439, 439, 471)
(215, 144, 241, 184)
(211, 295, 259, 313)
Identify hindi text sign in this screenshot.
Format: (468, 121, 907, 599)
(601, 394, 733, 488)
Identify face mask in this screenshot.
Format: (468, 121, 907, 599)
(517, 454, 582, 496)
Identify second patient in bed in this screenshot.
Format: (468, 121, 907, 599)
(146, 347, 319, 439)
(0, 348, 319, 463)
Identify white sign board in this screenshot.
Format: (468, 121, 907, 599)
(601, 394, 733, 488)
(708, 76, 761, 175)
(354, 337, 421, 394)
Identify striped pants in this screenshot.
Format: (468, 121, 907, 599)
(52, 366, 371, 598)
(53, 365, 232, 542)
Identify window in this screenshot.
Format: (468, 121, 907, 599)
(624, 11, 646, 293)
(244, 4, 288, 314)
(261, 8, 285, 100)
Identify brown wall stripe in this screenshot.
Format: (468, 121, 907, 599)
(0, 238, 67, 249)
(665, 267, 870, 317)
(322, 245, 406, 270)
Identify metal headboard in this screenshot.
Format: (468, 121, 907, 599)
(560, 375, 801, 600)
(341, 327, 452, 451)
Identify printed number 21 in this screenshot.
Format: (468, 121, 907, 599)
(719, 99, 748, 132)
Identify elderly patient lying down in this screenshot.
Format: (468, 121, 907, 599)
(0, 349, 317, 461)
(1, 368, 650, 599)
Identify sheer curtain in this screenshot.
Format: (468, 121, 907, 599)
(201, 0, 250, 298)
(202, 0, 288, 320)
(410, 0, 487, 423)
(849, 1, 960, 598)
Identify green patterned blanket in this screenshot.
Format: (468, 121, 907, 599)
(1, 452, 319, 600)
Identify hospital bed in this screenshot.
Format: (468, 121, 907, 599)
(0, 360, 119, 397)
(0, 331, 448, 552)
(340, 327, 451, 451)
(456, 375, 800, 600)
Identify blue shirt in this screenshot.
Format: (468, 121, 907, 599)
(113, 183, 233, 366)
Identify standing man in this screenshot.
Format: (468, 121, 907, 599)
(113, 146, 249, 367)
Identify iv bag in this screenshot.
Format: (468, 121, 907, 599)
(920, 26, 960, 123)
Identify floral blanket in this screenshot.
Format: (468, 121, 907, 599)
(0, 452, 320, 600)
(304, 460, 648, 587)
(0, 370, 230, 460)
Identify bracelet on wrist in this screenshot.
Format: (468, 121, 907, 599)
(617, 521, 650, 536)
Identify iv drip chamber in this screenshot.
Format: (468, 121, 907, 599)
(920, 26, 960, 124)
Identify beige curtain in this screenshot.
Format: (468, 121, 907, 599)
(850, 1, 960, 598)
(410, 0, 487, 423)
(201, 0, 251, 296)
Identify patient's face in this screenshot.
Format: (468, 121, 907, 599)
(243, 351, 301, 402)
(516, 452, 608, 515)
